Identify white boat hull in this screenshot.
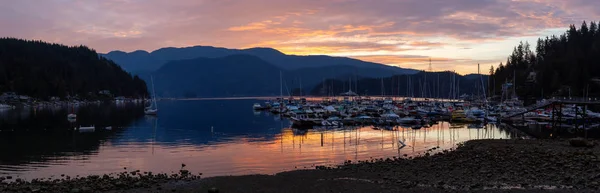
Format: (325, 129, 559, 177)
(145, 109, 158, 115)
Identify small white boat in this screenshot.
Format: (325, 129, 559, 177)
(485, 116, 497, 122)
(252, 103, 263, 110)
(105, 126, 112, 130)
(331, 121, 340, 126)
(78, 126, 95, 133)
(0, 104, 13, 110)
(67, 113, 77, 119)
(398, 117, 417, 124)
(144, 108, 158, 115)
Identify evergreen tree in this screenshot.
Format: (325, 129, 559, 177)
(0, 38, 148, 99)
(491, 21, 600, 99)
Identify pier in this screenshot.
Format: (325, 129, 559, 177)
(500, 97, 600, 138)
(502, 98, 600, 119)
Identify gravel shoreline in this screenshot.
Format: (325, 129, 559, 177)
(3, 139, 600, 192)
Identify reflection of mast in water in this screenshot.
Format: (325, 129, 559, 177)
(380, 129, 384, 149)
(150, 116, 157, 155)
(423, 126, 426, 143)
(321, 132, 323, 147)
(412, 127, 416, 152)
(355, 127, 360, 160)
(331, 127, 334, 152)
(280, 121, 283, 153)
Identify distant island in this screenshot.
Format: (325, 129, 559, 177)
(0, 38, 148, 103)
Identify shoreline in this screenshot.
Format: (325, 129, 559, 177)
(2, 139, 599, 192)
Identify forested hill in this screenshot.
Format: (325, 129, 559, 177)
(0, 38, 148, 99)
(491, 21, 600, 102)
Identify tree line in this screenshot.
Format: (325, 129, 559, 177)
(0, 38, 148, 100)
(309, 71, 487, 99)
(490, 21, 600, 102)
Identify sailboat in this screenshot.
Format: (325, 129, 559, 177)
(145, 75, 158, 115)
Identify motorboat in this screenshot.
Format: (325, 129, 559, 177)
(78, 126, 95, 133)
(398, 116, 418, 124)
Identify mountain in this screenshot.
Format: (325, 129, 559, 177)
(101, 46, 418, 76)
(151, 54, 412, 98)
(153, 54, 282, 97)
(151, 54, 489, 98)
(0, 38, 148, 99)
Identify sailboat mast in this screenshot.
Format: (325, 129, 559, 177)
(380, 77, 384, 97)
(450, 73, 454, 99)
(299, 77, 302, 97)
(355, 73, 358, 95)
(406, 76, 409, 98)
(457, 78, 460, 100)
(348, 76, 352, 100)
(151, 75, 157, 108)
(279, 71, 283, 101)
(437, 73, 440, 99)
(479, 63, 486, 101)
(513, 70, 516, 99)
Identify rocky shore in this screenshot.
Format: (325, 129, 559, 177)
(2, 139, 600, 192)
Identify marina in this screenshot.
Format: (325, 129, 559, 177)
(251, 95, 600, 138)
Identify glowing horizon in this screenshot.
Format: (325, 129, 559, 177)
(2, 0, 598, 74)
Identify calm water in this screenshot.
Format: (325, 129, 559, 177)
(0, 99, 528, 180)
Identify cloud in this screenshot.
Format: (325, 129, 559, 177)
(0, 0, 598, 73)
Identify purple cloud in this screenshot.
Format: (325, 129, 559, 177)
(0, 0, 597, 73)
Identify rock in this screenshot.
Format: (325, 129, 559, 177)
(6, 176, 11, 179)
(81, 186, 92, 193)
(70, 188, 81, 193)
(569, 138, 596, 147)
(208, 187, 220, 193)
(180, 170, 190, 175)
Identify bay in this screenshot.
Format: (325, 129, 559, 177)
(0, 99, 526, 180)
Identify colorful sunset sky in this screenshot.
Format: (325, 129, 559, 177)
(2, 0, 598, 74)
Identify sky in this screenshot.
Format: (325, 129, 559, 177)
(1, 0, 599, 74)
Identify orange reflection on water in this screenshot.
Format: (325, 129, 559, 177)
(9, 122, 519, 180)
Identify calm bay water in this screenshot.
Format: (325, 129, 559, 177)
(0, 99, 528, 180)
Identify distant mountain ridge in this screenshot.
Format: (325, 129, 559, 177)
(101, 45, 418, 77)
(101, 45, 426, 98)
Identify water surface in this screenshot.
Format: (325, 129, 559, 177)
(0, 99, 527, 180)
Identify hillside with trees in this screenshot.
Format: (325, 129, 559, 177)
(491, 21, 600, 103)
(309, 71, 487, 99)
(0, 38, 148, 100)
